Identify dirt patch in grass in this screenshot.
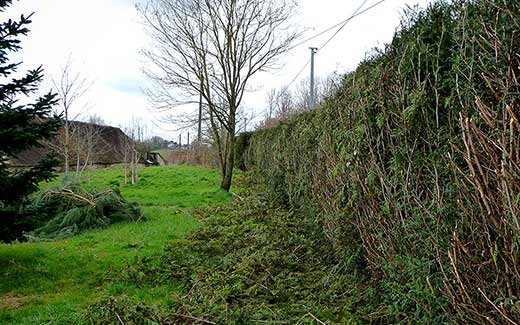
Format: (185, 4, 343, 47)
(0, 295, 29, 310)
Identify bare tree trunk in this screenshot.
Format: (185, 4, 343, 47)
(130, 154, 134, 185)
(79, 149, 91, 178)
(123, 151, 129, 185)
(221, 111, 236, 191)
(131, 150, 139, 185)
(208, 108, 226, 176)
(221, 131, 235, 191)
(74, 127, 83, 179)
(64, 118, 69, 174)
(75, 156, 80, 178)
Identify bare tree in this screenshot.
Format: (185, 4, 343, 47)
(259, 86, 294, 128)
(120, 133, 139, 185)
(50, 56, 94, 175)
(275, 86, 294, 119)
(293, 78, 312, 112)
(120, 119, 148, 185)
(87, 114, 106, 126)
(293, 74, 343, 111)
(70, 119, 107, 179)
(140, 0, 300, 191)
(259, 72, 343, 129)
(266, 88, 278, 119)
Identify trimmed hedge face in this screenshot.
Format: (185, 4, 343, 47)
(244, 1, 520, 323)
(234, 131, 253, 172)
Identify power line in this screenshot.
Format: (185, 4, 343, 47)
(288, 0, 389, 53)
(285, 0, 389, 88)
(288, 23, 350, 52)
(287, 59, 310, 88)
(319, 0, 387, 52)
(318, 0, 369, 51)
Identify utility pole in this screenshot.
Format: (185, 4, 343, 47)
(187, 132, 190, 149)
(197, 90, 202, 143)
(178, 133, 181, 148)
(309, 47, 318, 110)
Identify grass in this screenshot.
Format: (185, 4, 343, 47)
(0, 165, 231, 324)
(85, 176, 362, 324)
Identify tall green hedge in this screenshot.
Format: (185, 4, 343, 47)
(234, 131, 253, 172)
(245, 1, 520, 322)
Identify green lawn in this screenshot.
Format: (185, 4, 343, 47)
(0, 165, 230, 324)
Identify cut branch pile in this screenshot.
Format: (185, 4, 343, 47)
(25, 181, 144, 241)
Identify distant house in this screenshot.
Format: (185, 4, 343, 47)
(167, 141, 178, 149)
(9, 120, 131, 169)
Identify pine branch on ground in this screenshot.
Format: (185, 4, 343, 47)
(25, 179, 145, 242)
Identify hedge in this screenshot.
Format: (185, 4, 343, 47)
(243, 1, 520, 322)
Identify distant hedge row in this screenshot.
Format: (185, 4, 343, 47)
(242, 1, 520, 322)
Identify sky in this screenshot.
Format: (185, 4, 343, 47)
(2, 0, 432, 141)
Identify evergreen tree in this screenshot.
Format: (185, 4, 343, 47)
(0, 0, 61, 241)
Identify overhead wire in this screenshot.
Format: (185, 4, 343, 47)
(318, 0, 386, 52)
(287, 59, 311, 88)
(318, 0, 369, 51)
(284, 0, 389, 88)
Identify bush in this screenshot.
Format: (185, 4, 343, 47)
(246, 0, 520, 322)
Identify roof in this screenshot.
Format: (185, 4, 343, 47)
(9, 120, 131, 167)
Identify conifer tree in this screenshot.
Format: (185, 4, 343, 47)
(0, 0, 61, 240)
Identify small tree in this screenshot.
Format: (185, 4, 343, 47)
(120, 131, 139, 185)
(50, 56, 93, 175)
(70, 119, 107, 179)
(271, 86, 294, 119)
(293, 74, 342, 112)
(120, 120, 147, 185)
(0, 1, 60, 240)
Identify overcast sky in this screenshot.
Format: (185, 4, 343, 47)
(3, 0, 431, 140)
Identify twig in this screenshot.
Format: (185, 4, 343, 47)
(252, 321, 290, 324)
(47, 189, 96, 207)
(478, 288, 518, 325)
(306, 312, 328, 325)
(231, 192, 244, 201)
(115, 312, 124, 325)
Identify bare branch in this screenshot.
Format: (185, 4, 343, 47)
(139, 0, 300, 190)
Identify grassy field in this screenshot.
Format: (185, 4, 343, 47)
(0, 165, 230, 324)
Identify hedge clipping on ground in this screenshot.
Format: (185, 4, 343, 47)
(87, 176, 363, 324)
(25, 181, 144, 241)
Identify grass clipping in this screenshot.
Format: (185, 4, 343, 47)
(25, 181, 144, 241)
(87, 177, 362, 324)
